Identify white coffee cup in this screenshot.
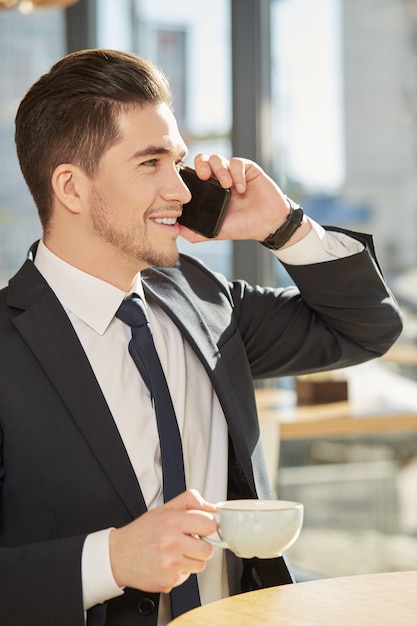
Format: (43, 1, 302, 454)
(204, 499, 303, 559)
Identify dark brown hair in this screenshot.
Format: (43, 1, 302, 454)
(15, 49, 172, 230)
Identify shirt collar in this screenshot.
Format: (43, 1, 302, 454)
(34, 239, 145, 335)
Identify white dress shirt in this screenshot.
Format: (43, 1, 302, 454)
(33, 220, 363, 625)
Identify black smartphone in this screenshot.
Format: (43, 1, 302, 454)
(178, 166, 231, 238)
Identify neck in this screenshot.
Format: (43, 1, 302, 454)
(43, 232, 143, 292)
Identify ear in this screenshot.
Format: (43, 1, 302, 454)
(51, 163, 86, 215)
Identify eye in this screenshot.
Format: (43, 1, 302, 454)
(141, 159, 158, 167)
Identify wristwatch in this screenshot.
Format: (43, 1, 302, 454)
(260, 197, 304, 250)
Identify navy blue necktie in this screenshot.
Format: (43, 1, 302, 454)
(116, 295, 201, 618)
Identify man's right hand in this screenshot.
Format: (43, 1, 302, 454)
(109, 489, 217, 593)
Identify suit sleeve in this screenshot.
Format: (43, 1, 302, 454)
(228, 230, 403, 379)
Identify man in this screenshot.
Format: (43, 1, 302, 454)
(0, 49, 402, 625)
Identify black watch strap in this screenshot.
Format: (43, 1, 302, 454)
(260, 197, 304, 250)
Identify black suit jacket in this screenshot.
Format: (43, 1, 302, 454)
(0, 231, 402, 625)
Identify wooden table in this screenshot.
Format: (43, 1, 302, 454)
(255, 381, 417, 488)
(168, 571, 417, 625)
(255, 387, 417, 441)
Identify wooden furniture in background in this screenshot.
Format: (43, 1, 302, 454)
(256, 387, 417, 441)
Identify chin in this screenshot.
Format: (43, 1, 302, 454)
(142, 249, 179, 270)
(159, 253, 180, 268)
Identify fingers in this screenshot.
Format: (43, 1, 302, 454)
(194, 153, 250, 194)
(109, 490, 218, 593)
(160, 519, 215, 567)
(188, 153, 296, 243)
(165, 488, 217, 513)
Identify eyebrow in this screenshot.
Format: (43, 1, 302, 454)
(130, 145, 188, 161)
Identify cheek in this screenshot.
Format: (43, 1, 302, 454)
(108, 177, 155, 219)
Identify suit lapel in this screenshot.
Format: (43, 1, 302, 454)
(8, 260, 147, 520)
(142, 267, 257, 493)
(8, 255, 257, 508)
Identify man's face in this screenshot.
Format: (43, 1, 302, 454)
(86, 102, 191, 272)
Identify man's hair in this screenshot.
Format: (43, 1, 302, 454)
(15, 49, 172, 229)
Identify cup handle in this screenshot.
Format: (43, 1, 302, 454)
(202, 534, 229, 550)
(201, 512, 229, 550)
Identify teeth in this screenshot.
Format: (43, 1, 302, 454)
(153, 217, 177, 225)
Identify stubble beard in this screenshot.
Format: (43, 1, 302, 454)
(88, 188, 179, 270)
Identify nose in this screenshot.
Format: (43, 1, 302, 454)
(161, 168, 192, 205)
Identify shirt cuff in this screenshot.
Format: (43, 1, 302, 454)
(81, 528, 125, 611)
(273, 218, 364, 265)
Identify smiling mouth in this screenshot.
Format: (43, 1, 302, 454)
(152, 217, 178, 225)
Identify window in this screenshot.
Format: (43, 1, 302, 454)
(0, 8, 66, 286)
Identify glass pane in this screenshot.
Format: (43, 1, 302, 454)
(0, 8, 66, 287)
(98, 0, 233, 275)
(272, 0, 343, 192)
(272, 1, 417, 575)
(271, 0, 417, 286)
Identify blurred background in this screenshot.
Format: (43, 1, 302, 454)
(1, 0, 417, 579)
